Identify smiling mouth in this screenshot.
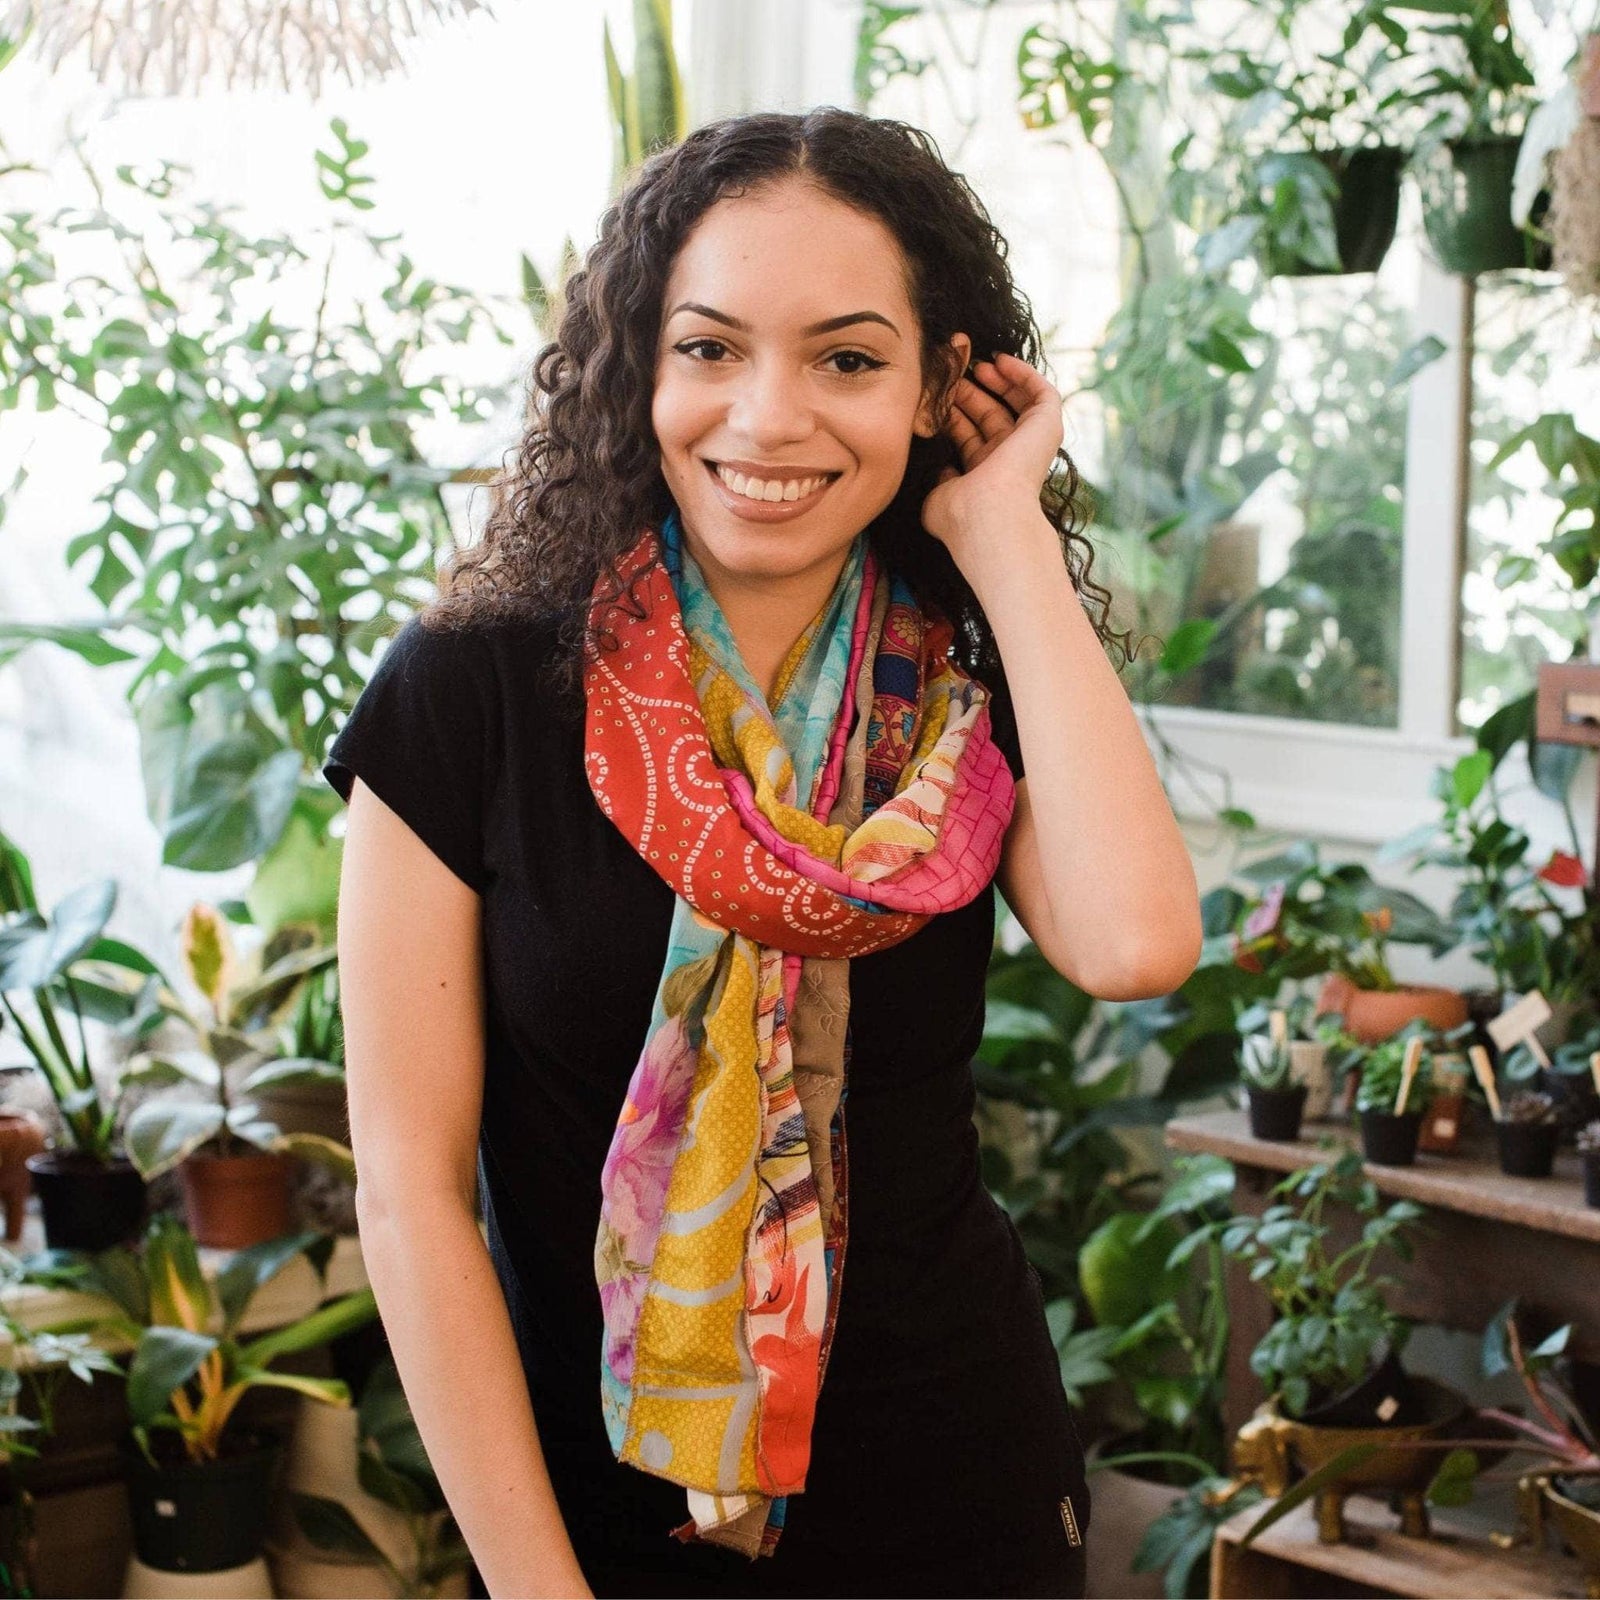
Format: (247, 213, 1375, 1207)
(702, 459, 843, 504)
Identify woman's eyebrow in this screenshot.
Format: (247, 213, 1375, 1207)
(667, 301, 901, 339)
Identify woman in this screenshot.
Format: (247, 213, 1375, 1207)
(324, 107, 1202, 1600)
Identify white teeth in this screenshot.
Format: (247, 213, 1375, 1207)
(715, 464, 829, 502)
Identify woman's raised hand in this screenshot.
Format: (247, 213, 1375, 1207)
(920, 350, 1065, 579)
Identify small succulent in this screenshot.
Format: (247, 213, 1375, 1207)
(1502, 1089, 1558, 1126)
(1241, 1009, 1295, 1092)
(1574, 1119, 1600, 1155)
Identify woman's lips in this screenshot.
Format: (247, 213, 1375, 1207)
(701, 459, 839, 522)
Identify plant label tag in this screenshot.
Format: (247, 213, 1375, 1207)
(1488, 992, 1553, 1067)
(1376, 1395, 1400, 1422)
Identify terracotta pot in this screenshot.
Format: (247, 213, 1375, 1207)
(179, 1148, 296, 1249)
(1315, 974, 1469, 1045)
(0, 1111, 48, 1242)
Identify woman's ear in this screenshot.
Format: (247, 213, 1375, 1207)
(913, 331, 974, 438)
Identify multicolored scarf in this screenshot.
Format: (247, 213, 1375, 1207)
(583, 506, 1016, 1559)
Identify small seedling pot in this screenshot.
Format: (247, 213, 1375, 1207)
(1246, 1083, 1308, 1142)
(1495, 1120, 1559, 1178)
(1359, 1108, 1422, 1166)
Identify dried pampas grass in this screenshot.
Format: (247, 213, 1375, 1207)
(0, 0, 496, 98)
(1550, 117, 1600, 302)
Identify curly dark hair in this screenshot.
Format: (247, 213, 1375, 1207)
(423, 105, 1129, 701)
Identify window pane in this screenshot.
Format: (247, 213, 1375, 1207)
(1459, 281, 1600, 734)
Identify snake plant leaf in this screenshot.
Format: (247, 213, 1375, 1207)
(632, 0, 686, 154)
(124, 1099, 225, 1181)
(0, 880, 117, 990)
(126, 1326, 219, 1427)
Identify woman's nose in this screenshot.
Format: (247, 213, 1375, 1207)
(725, 358, 816, 446)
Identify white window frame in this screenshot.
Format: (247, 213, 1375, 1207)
(684, 1, 1593, 861)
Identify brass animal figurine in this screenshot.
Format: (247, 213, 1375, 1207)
(1232, 1377, 1468, 1543)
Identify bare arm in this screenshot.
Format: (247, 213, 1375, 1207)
(338, 777, 592, 1600)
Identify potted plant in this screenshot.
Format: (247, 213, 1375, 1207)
(1065, 1156, 1238, 1599)
(122, 903, 352, 1249)
(0, 854, 168, 1251)
(1420, 1300, 1599, 1583)
(1580, 1120, 1600, 1209)
(1227, 841, 1465, 1045)
(1218, 1149, 1425, 1426)
(269, 1355, 472, 1599)
(1214, 1153, 1473, 1543)
(0, 1246, 124, 1598)
(1193, 6, 1412, 278)
(1391, 749, 1600, 1075)
(1407, 0, 1549, 273)
(1237, 993, 1343, 1120)
(1354, 1025, 1434, 1166)
(28, 1211, 378, 1579)
(1239, 1010, 1309, 1141)
(1494, 1088, 1561, 1178)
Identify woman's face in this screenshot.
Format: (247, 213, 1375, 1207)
(652, 177, 968, 593)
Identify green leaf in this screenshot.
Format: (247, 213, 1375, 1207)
(126, 1327, 218, 1427)
(0, 879, 117, 990)
(124, 1100, 225, 1180)
(1159, 618, 1217, 676)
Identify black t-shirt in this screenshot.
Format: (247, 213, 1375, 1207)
(321, 607, 1090, 1598)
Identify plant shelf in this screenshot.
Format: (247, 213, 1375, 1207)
(1211, 1492, 1589, 1598)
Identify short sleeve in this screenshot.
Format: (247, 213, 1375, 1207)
(982, 669, 1026, 783)
(321, 615, 497, 893)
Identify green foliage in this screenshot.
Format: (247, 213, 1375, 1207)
(1213, 1149, 1423, 1418)
(1352, 1019, 1440, 1113)
(0, 131, 520, 881)
(288, 1355, 472, 1594)
(25, 1212, 375, 1467)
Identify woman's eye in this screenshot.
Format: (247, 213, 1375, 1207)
(673, 339, 886, 376)
(828, 349, 887, 376)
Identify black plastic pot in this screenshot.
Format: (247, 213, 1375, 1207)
(1359, 1108, 1423, 1166)
(1300, 1337, 1422, 1428)
(1585, 1151, 1600, 1210)
(1424, 135, 1552, 274)
(119, 1427, 284, 1572)
(1496, 1119, 1559, 1178)
(25, 1149, 147, 1252)
(1246, 1082, 1308, 1141)
(1268, 144, 1404, 276)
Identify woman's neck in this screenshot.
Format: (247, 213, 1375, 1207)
(686, 540, 853, 706)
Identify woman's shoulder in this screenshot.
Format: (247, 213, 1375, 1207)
(385, 602, 584, 698)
